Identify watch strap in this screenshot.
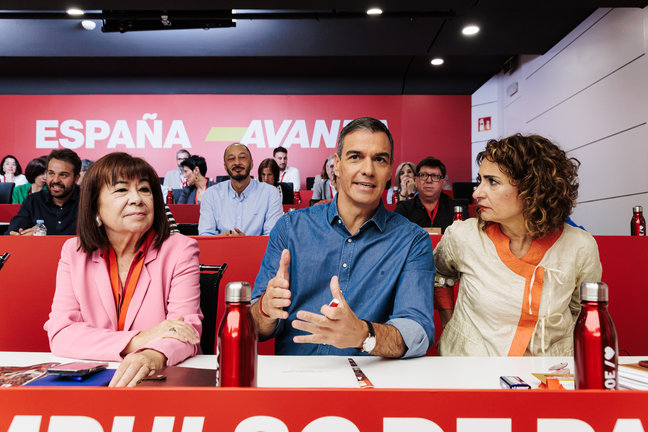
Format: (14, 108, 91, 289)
(362, 320, 375, 337)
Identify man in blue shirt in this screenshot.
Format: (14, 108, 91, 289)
(198, 143, 283, 236)
(251, 118, 436, 358)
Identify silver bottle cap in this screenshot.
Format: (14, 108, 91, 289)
(225, 282, 252, 303)
(580, 281, 608, 302)
(453, 206, 463, 213)
(633, 205, 643, 213)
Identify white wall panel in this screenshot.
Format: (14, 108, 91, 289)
(523, 8, 645, 121)
(472, 8, 648, 234)
(523, 9, 611, 78)
(525, 55, 648, 152)
(472, 75, 498, 106)
(569, 124, 648, 202)
(572, 193, 648, 235)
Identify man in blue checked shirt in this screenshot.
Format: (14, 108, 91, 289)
(251, 117, 436, 358)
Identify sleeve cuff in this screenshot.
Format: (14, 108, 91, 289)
(385, 317, 430, 359)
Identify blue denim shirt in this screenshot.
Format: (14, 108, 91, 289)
(198, 179, 283, 235)
(252, 198, 436, 358)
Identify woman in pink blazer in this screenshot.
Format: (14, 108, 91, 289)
(44, 152, 202, 387)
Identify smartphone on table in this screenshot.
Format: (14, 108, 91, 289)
(47, 362, 108, 378)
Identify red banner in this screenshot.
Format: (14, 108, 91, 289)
(1, 388, 646, 431)
(0, 95, 471, 186)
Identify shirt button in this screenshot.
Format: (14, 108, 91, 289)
(338, 220, 341, 224)
(347, 238, 352, 243)
(58, 221, 61, 224)
(343, 263, 347, 268)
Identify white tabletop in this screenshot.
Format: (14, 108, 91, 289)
(1, 352, 643, 389)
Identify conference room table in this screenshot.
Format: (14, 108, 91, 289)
(1, 352, 646, 431)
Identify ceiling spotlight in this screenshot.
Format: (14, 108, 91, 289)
(67, 8, 84, 16)
(367, 8, 383, 15)
(430, 58, 444, 66)
(462, 25, 480, 36)
(81, 20, 96, 30)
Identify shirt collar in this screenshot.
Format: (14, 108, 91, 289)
(43, 185, 80, 205)
(326, 195, 388, 233)
(227, 177, 255, 198)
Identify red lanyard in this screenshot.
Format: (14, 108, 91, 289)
(424, 204, 439, 225)
(328, 183, 334, 198)
(106, 231, 154, 330)
(180, 171, 187, 188)
(280, 171, 286, 183)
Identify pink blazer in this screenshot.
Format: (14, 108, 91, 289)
(44, 234, 202, 366)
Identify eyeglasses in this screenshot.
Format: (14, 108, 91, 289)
(416, 173, 445, 182)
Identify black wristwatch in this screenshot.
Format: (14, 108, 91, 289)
(361, 320, 376, 353)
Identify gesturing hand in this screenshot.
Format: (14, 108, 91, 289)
(260, 249, 292, 320)
(292, 276, 367, 349)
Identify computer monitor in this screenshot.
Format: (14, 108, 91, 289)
(452, 182, 479, 204)
(278, 182, 294, 205)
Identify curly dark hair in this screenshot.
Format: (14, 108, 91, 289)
(476, 134, 580, 238)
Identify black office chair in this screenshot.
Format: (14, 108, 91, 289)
(177, 223, 199, 235)
(199, 263, 228, 355)
(216, 175, 230, 183)
(0, 182, 15, 204)
(306, 177, 315, 190)
(278, 182, 294, 205)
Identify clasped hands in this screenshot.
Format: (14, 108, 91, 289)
(109, 317, 199, 387)
(260, 249, 368, 349)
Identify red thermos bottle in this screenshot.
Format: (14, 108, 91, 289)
(166, 189, 174, 206)
(453, 205, 464, 221)
(631, 205, 646, 236)
(392, 186, 400, 204)
(217, 282, 258, 387)
(573, 282, 618, 390)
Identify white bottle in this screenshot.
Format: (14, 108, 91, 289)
(33, 220, 47, 236)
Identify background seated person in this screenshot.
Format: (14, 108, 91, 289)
(273, 146, 301, 192)
(258, 158, 294, 205)
(395, 157, 466, 233)
(163, 149, 190, 190)
(312, 155, 336, 200)
(0, 154, 28, 185)
(7, 149, 81, 236)
(386, 161, 416, 204)
(434, 134, 602, 356)
(176, 155, 215, 204)
(12, 156, 48, 204)
(76, 159, 94, 186)
(199, 143, 282, 236)
(44, 152, 202, 387)
(251, 117, 435, 359)
(313, 154, 335, 185)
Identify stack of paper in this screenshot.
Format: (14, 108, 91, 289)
(619, 364, 648, 390)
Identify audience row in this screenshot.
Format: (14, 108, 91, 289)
(3, 117, 600, 388)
